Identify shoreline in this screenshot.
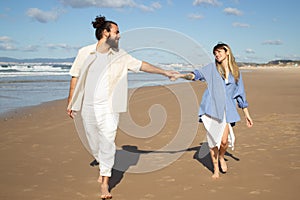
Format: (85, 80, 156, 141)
(1, 67, 298, 120)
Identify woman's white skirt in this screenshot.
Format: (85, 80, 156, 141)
(201, 114, 235, 150)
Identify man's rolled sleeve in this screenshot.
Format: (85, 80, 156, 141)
(126, 54, 142, 72)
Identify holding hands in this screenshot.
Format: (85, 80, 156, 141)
(168, 72, 195, 81)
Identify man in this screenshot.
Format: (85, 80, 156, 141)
(67, 15, 177, 199)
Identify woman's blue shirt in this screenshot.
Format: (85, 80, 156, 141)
(193, 63, 248, 123)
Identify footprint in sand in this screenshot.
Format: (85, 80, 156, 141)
(264, 173, 281, 180)
(76, 192, 88, 198)
(36, 169, 48, 176)
(144, 193, 155, 198)
(183, 186, 193, 191)
(249, 190, 261, 195)
(23, 185, 38, 192)
(156, 176, 175, 184)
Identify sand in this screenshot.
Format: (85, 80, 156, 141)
(0, 68, 299, 200)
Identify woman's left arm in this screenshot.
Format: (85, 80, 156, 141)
(235, 73, 253, 127)
(242, 107, 253, 127)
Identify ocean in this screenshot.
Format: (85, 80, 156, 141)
(0, 63, 189, 115)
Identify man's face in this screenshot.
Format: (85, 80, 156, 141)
(107, 24, 120, 48)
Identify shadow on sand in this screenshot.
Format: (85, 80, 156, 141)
(108, 142, 240, 191)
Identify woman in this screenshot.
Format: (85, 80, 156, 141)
(174, 43, 253, 179)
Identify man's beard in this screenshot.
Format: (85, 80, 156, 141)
(107, 37, 119, 49)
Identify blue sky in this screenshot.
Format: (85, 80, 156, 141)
(0, 0, 299, 63)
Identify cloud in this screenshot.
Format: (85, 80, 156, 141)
(0, 43, 17, 51)
(245, 48, 255, 54)
(0, 36, 16, 51)
(60, 0, 161, 12)
(236, 54, 263, 63)
(224, 7, 243, 16)
(167, 0, 173, 6)
(138, 2, 162, 12)
(262, 40, 283, 45)
(275, 54, 300, 60)
(0, 14, 7, 19)
(26, 8, 63, 23)
(193, 0, 222, 6)
(232, 22, 250, 28)
(0, 36, 13, 43)
(46, 43, 79, 51)
(59, 0, 135, 8)
(23, 45, 40, 52)
(151, 2, 162, 9)
(188, 13, 204, 20)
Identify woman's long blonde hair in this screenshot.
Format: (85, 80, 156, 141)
(213, 43, 239, 83)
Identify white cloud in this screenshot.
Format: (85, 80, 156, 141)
(193, 0, 222, 6)
(26, 8, 62, 23)
(224, 7, 243, 16)
(167, 0, 173, 6)
(275, 54, 300, 60)
(60, 0, 161, 12)
(60, 0, 135, 8)
(151, 2, 162, 9)
(138, 2, 162, 12)
(231, 0, 240, 4)
(245, 48, 255, 54)
(188, 13, 204, 20)
(0, 14, 8, 20)
(46, 43, 79, 51)
(236, 54, 263, 63)
(262, 40, 283, 45)
(0, 36, 16, 51)
(232, 22, 250, 28)
(0, 36, 13, 43)
(0, 43, 17, 51)
(23, 45, 40, 52)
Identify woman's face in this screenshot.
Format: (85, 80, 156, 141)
(214, 48, 228, 63)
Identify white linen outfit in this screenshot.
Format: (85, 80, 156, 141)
(201, 113, 235, 150)
(68, 44, 142, 177)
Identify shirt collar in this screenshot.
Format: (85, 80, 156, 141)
(90, 43, 119, 55)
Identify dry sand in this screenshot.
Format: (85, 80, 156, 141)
(0, 68, 299, 200)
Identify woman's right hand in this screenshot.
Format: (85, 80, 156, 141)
(171, 73, 194, 81)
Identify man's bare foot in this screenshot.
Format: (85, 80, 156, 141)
(211, 160, 220, 179)
(219, 158, 228, 173)
(212, 171, 220, 179)
(100, 183, 112, 199)
(212, 165, 220, 179)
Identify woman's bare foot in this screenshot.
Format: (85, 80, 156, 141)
(219, 158, 228, 173)
(100, 183, 112, 199)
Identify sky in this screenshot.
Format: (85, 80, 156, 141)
(0, 0, 299, 64)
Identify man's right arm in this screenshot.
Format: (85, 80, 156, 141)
(67, 76, 78, 118)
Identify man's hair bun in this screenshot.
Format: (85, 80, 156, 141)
(92, 15, 106, 29)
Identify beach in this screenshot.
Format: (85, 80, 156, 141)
(0, 67, 299, 200)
